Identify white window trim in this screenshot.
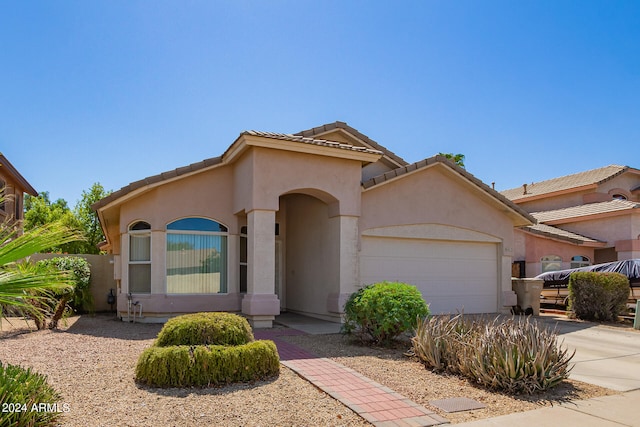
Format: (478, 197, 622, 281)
(128, 229, 152, 294)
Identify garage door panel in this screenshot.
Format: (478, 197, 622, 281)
(359, 237, 498, 314)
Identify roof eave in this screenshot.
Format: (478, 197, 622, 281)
(0, 154, 38, 196)
(520, 226, 607, 247)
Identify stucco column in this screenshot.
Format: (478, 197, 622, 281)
(327, 215, 359, 316)
(242, 209, 280, 328)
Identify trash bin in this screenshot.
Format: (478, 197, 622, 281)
(511, 278, 544, 315)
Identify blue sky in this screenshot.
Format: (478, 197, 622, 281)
(1, 1, 639, 207)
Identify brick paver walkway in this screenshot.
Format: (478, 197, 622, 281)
(255, 329, 447, 427)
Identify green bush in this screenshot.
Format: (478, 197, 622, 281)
(342, 282, 430, 345)
(136, 312, 279, 388)
(155, 312, 254, 347)
(411, 315, 574, 394)
(135, 340, 280, 388)
(0, 362, 65, 427)
(37, 256, 92, 314)
(568, 272, 629, 321)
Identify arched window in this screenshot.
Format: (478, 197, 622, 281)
(166, 217, 228, 294)
(129, 221, 151, 293)
(541, 255, 562, 273)
(571, 255, 590, 269)
(612, 194, 627, 201)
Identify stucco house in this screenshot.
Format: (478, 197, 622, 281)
(0, 153, 37, 229)
(93, 122, 534, 327)
(502, 165, 640, 278)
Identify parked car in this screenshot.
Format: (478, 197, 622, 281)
(536, 259, 640, 309)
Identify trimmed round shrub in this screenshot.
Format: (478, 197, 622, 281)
(136, 312, 279, 388)
(342, 281, 430, 345)
(0, 362, 65, 427)
(568, 272, 629, 321)
(155, 312, 254, 347)
(135, 340, 280, 388)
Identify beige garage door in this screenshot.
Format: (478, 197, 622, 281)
(359, 236, 498, 314)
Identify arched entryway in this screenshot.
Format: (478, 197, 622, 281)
(278, 192, 339, 320)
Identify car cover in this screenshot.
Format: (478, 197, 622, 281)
(536, 259, 640, 288)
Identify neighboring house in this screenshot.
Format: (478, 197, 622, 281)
(93, 121, 534, 327)
(502, 165, 640, 278)
(0, 153, 38, 229)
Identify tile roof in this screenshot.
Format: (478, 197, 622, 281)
(521, 223, 604, 245)
(362, 155, 536, 224)
(532, 199, 640, 223)
(240, 130, 383, 156)
(501, 165, 629, 201)
(93, 128, 382, 211)
(294, 121, 408, 166)
(92, 156, 223, 210)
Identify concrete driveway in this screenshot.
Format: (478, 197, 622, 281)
(540, 315, 640, 391)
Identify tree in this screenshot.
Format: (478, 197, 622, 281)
(0, 217, 82, 322)
(24, 184, 111, 254)
(438, 153, 466, 168)
(24, 192, 80, 253)
(71, 183, 110, 254)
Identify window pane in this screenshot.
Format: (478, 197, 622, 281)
(130, 234, 151, 261)
(166, 233, 227, 294)
(240, 235, 247, 263)
(167, 218, 227, 232)
(129, 264, 151, 293)
(240, 264, 247, 293)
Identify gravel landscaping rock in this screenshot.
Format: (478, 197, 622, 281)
(0, 314, 617, 426)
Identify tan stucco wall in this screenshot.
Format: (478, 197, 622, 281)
(282, 193, 341, 320)
(232, 147, 363, 216)
(360, 164, 518, 311)
(361, 165, 515, 247)
(514, 229, 595, 277)
(557, 214, 637, 246)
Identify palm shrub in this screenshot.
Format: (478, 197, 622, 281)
(342, 282, 430, 346)
(568, 272, 629, 321)
(135, 312, 279, 388)
(411, 315, 574, 394)
(0, 362, 65, 427)
(0, 218, 81, 323)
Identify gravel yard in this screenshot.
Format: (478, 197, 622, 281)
(0, 315, 617, 426)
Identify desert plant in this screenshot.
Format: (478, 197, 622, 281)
(411, 315, 574, 394)
(37, 257, 93, 314)
(342, 282, 430, 345)
(568, 272, 629, 321)
(135, 340, 280, 388)
(155, 312, 254, 347)
(0, 361, 66, 427)
(410, 313, 479, 374)
(466, 317, 574, 394)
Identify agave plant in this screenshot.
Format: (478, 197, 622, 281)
(0, 215, 82, 324)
